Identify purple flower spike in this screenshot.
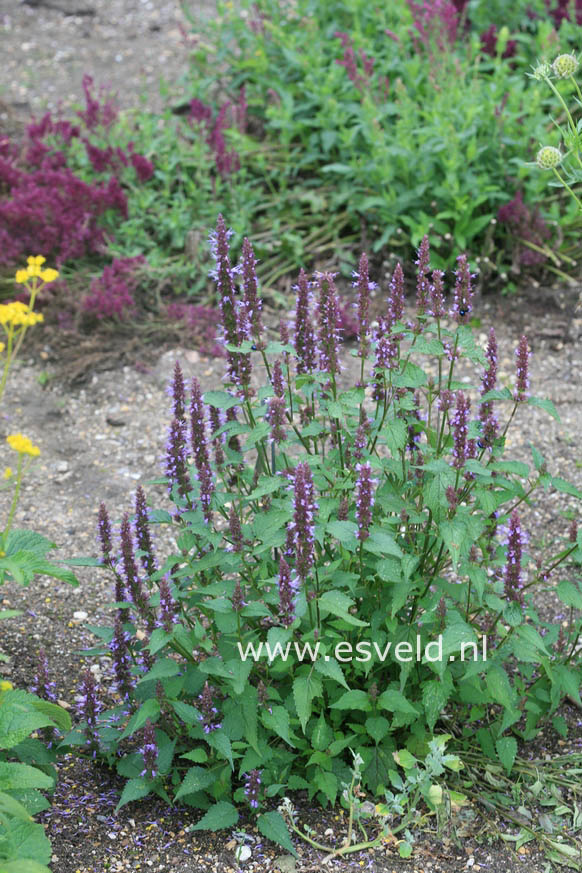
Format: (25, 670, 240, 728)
(451, 391, 470, 469)
(134, 485, 156, 577)
(121, 513, 153, 629)
(450, 254, 474, 324)
(479, 327, 499, 447)
(158, 575, 178, 632)
(290, 461, 318, 581)
(429, 268, 446, 318)
(210, 214, 237, 346)
(78, 669, 102, 753)
(316, 271, 342, 377)
(415, 235, 431, 315)
(234, 299, 253, 395)
(278, 556, 297, 626)
(241, 237, 264, 347)
(140, 719, 158, 780)
(267, 395, 287, 445)
(208, 406, 225, 468)
(171, 360, 186, 422)
(190, 377, 215, 521)
(111, 612, 133, 700)
(97, 502, 113, 563)
(388, 262, 405, 328)
(244, 769, 262, 809)
(355, 461, 378, 541)
(294, 269, 316, 375)
(32, 649, 56, 702)
(503, 510, 526, 604)
(279, 318, 290, 347)
(353, 252, 376, 358)
(232, 580, 246, 611)
(514, 335, 531, 402)
(165, 417, 190, 499)
(372, 334, 398, 402)
(228, 505, 244, 552)
(197, 682, 222, 733)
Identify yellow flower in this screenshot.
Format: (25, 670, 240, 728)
(27, 255, 46, 267)
(6, 433, 41, 456)
(0, 302, 44, 328)
(0, 680, 13, 692)
(0, 342, 4, 353)
(15, 269, 29, 284)
(3, 467, 13, 479)
(40, 268, 59, 283)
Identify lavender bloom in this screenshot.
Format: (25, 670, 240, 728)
(355, 462, 378, 541)
(244, 769, 262, 809)
(406, 390, 422, 452)
(338, 494, 349, 521)
(353, 423, 367, 461)
(241, 237, 264, 347)
(481, 327, 498, 398)
(279, 318, 290, 346)
(228, 505, 244, 552)
(208, 406, 225, 468)
(165, 417, 190, 498)
(446, 485, 459, 512)
(266, 395, 287, 445)
(450, 254, 474, 324)
(98, 502, 113, 563)
(225, 405, 243, 454)
(503, 510, 526, 604)
(32, 649, 56, 702)
(353, 252, 376, 357)
(451, 392, 470, 469)
(271, 359, 285, 398)
(140, 719, 158, 779)
(437, 389, 454, 412)
(233, 298, 254, 395)
(479, 327, 499, 447)
(110, 612, 133, 700)
(158, 575, 178, 632)
(197, 681, 222, 733)
(78, 669, 101, 753)
(415, 235, 431, 315)
(121, 513, 151, 627)
(514, 335, 531, 401)
(209, 214, 237, 346)
(232, 580, 246, 611)
(278, 556, 297, 626)
(388, 262, 405, 328)
(429, 269, 446, 318)
(290, 461, 318, 581)
(372, 334, 398, 402)
(134, 485, 156, 577)
(171, 360, 186, 422)
(294, 269, 316, 374)
(316, 271, 342, 376)
(190, 377, 215, 521)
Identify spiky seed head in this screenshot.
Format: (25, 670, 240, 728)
(552, 53, 578, 79)
(536, 146, 561, 170)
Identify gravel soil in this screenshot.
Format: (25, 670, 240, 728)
(1, 285, 581, 873)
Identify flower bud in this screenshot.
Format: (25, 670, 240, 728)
(536, 146, 561, 170)
(552, 53, 578, 79)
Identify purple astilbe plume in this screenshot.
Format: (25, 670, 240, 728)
(197, 682, 222, 733)
(110, 611, 133, 700)
(316, 272, 342, 376)
(241, 237, 264, 347)
(450, 254, 474, 324)
(503, 510, 526, 604)
(134, 485, 156, 577)
(140, 719, 158, 780)
(158, 575, 178, 632)
(244, 769, 262, 809)
(278, 556, 297, 626)
(294, 269, 316, 375)
(355, 462, 378, 541)
(415, 235, 431, 315)
(120, 513, 153, 629)
(78, 669, 102, 754)
(32, 649, 56, 702)
(98, 502, 113, 564)
(266, 395, 287, 445)
(290, 462, 318, 581)
(232, 580, 246, 611)
(208, 406, 225, 468)
(170, 360, 186, 422)
(451, 391, 470, 469)
(353, 252, 375, 358)
(190, 377, 215, 521)
(388, 262, 405, 331)
(429, 269, 446, 318)
(514, 335, 531, 402)
(165, 417, 190, 500)
(479, 327, 498, 447)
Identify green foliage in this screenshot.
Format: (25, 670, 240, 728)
(68, 224, 582, 856)
(0, 687, 71, 873)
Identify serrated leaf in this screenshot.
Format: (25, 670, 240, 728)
(330, 690, 371, 711)
(528, 396, 560, 421)
(293, 676, 321, 732)
(191, 800, 238, 831)
(262, 705, 295, 747)
(377, 689, 419, 715)
(314, 656, 349, 689)
(174, 766, 216, 801)
(318, 590, 369, 627)
(203, 391, 240, 410)
(257, 811, 297, 857)
(496, 736, 517, 774)
(115, 777, 152, 811)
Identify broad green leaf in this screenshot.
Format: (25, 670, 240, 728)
(115, 777, 152, 811)
(314, 656, 349, 689)
(203, 390, 240, 410)
(311, 714, 333, 751)
(330, 690, 371, 711)
(0, 763, 53, 792)
(120, 699, 160, 740)
(261, 706, 295, 747)
(365, 716, 390, 744)
(557, 580, 582, 609)
(377, 689, 419, 716)
(496, 736, 517, 774)
(174, 766, 216, 801)
(257, 811, 297, 857)
(191, 800, 239, 831)
(293, 676, 322, 732)
(318, 590, 369, 627)
(313, 769, 338, 804)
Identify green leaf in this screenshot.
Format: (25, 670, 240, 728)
(528, 396, 560, 421)
(314, 657, 349, 689)
(203, 391, 240, 410)
(486, 666, 515, 710)
(313, 769, 338, 804)
(115, 777, 152, 811)
(120, 699, 160, 740)
(399, 841, 413, 859)
(557, 580, 582, 609)
(293, 676, 322, 732)
(330, 689, 372, 711)
(422, 680, 451, 732)
(362, 529, 403, 558)
(318, 590, 369, 627)
(0, 763, 53, 792)
(0, 861, 51, 873)
(257, 811, 297, 857)
(377, 689, 419, 716)
(206, 730, 234, 769)
(365, 716, 390, 744)
(496, 736, 517, 774)
(0, 818, 51, 865)
(311, 714, 333, 751)
(174, 766, 216, 801)
(261, 706, 295, 747)
(325, 520, 358, 549)
(191, 800, 239, 831)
